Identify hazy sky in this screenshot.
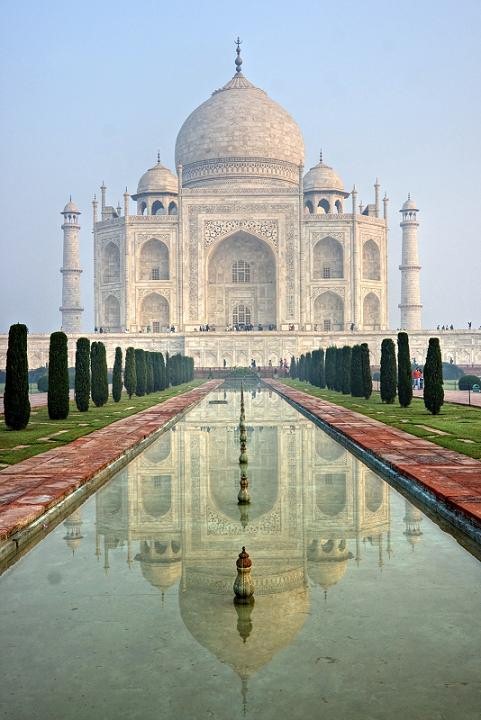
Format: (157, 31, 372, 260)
(1, 0, 480, 333)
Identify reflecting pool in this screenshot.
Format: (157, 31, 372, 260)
(1, 385, 480, 720)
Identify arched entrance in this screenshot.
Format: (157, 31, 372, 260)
(313, 291, 344, 331)
(207, 231, 276, 329)
(140, 292, 169, 332)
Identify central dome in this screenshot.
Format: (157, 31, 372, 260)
(175, 70, 304, 188)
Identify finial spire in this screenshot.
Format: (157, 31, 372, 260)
(157, 151, 161, 164)
(235, 37, 243, 74)
(408, 192, 411, 200)
(319, 149, 323, 163)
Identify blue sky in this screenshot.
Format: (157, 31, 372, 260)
(1, 0, 480, 332)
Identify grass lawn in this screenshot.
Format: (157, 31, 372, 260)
(281, 379, 481, 460)
(0, 381, 203, 466)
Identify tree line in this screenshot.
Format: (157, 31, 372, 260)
(3, 325, 194, 430)
(288, 332, 444, 414)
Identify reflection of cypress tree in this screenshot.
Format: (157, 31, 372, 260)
(124, 347, 136, 398)
(134, 349, 146, 396)
(397, 332, 413, 408)
(48, 331, 69, 419)
(350, 345, 363, 397)
(342, 346, 352, 394)
(380, 338, 396, 404)
(112, 346, 123, 402)
(361, 343, 373, 399)
(4, 323, 31, 430)
(75, 337, 90, 412)
(424, 338, 444, 415)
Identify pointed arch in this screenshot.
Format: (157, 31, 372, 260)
(305, 200, 314, 215)
(313, 291, 344, 331)
(316, 472, 347, 516)
(363, 292, 380, 330)
(363, 239, 381, 280)
(168, 201, 177, 215)
(313, 236, 344, 279)
(151, 200, 165, 215)
(104, 294, 120, 330)
(140, 292, 169, 332)
(139, 238, 169, 281)
(317, 199, 330, 214)
(102, 242, 120, 283)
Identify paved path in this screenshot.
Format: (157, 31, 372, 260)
(0, 390, 74, 414)
(413, 388, 481, 407)
(266, 380, 481, 540)
(0, 381, 221, 552)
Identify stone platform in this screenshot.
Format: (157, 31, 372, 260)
(0, 380, 221, 564)
(265, 379, 481, 545)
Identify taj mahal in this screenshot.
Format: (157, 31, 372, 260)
(1, 43, 480, 369)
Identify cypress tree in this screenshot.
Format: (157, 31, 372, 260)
(48, 331, 70, 419)
(75, 337, 90, 412)
(112, 346, 123, 402)
(298, 354, 305, 382)
(380, 338, 397, 404)
(334, 347, 344, 391)
(350, 345, 364, 397)
(305, 352, 312, 384)
(165, 352, 171, 387)
(361, 343, 373, 399)
(310, 349, 319, 386)
(4, 323, 31, 430)
(397, 332, 413, 408)
(342, 346, 352, 394)
(135, 349, 147, 396)
(423, 338, 444, 415)
(152, 352, 160, 392)
(325, 346, 336, 389)
(319, 348, 325, 389)
(124, 347, 137, 398)
(159, 352, 166, 390)
(289, 356, 296, 379)
(91, 341, 108, 407)
(145, 352, 154, 393)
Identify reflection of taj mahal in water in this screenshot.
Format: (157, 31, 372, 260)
(65, 389, 423, 686)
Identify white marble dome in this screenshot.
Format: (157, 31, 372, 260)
(402, 195, 418, 211)
(304, 159, 344, 192)
(62, 199, 80, 214)
(175, 72, 305, 187)
(135, 159, 178, 196)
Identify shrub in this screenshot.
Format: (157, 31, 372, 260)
(342, 346, 352, 394)
(380, 338, 397, 404)
(397, 332, 413, 408)
(124, 347, 136, 398)
(112, 347, 123, 402)
(350, 345, 363, 397)
(134, 349, 146, 396)
(361, 343, 373, 399)
(48, 331, 69, 420)
(423, 338, 444, 415)
(75, 337, 90, 412)
(4, 323, 31, 430)
(458, 375, 480, 391)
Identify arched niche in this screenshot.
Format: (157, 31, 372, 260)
(141, 474, 171, 517)
(362, 239, 381, 280)
(365, 472, 384, 513)
(139, 238, 169, 281)
(313, 236, 343, 279)
(102, 242, 120, 283)
(313, 291, 344, 332)
(207, 230, 276, 328)
(335, 200, 343, 213)
(104, 294, 120, 330)
(168, 201, 177, 215)
(140, 292, 169, 332)
(151, 200, 165, 215)
(316, 472, 347, 516)
(305, 200, 314, 214)
(143, 432, 171, 464)
(317, 199, 330, 214)
(315, 433, 346, 462)
(363, 292, 380, 330)
(139, 201, 147, 216)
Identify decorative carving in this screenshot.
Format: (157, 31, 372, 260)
(136, 232, 171, 246)
(207, 505, 281, 535)
(182, 157, 300, 187)
(136, 287, 171, 301)
(204, 219, 278, 247)
(311, 231, 345, 243)
(311, 286, 345, 299)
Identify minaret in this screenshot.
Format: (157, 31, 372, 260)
(399, 194, 422, 330)
(60, 198, 83, 332)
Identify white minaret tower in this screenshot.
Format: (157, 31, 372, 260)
(60, 198, 83, 332)
(399, 194, 422, 330)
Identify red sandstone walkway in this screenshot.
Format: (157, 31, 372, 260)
(0, 381, 221, 549)
(266, 379, 481, 534)
(413, 387, 481, 407)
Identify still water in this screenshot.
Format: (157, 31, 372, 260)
(1, 386, 480, 720)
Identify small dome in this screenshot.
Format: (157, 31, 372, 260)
(62, 199, 80, 214)
(401, 194, 418, 211)
(303, 159, 344, 193)
(134, 160, 178, 197)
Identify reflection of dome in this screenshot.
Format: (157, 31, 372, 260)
(136, 538, 182, 591)
(303, 160, 344, 192)
(307, 538, 353, 589)
(133, 160, 178, 197)
(63, 510, 83, 554)
(175, 68, 304, 187)
(180, 565, 308, 678)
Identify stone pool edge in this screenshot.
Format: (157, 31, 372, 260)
(264, 379, 481, 549)
(0, 380, 222, 567)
